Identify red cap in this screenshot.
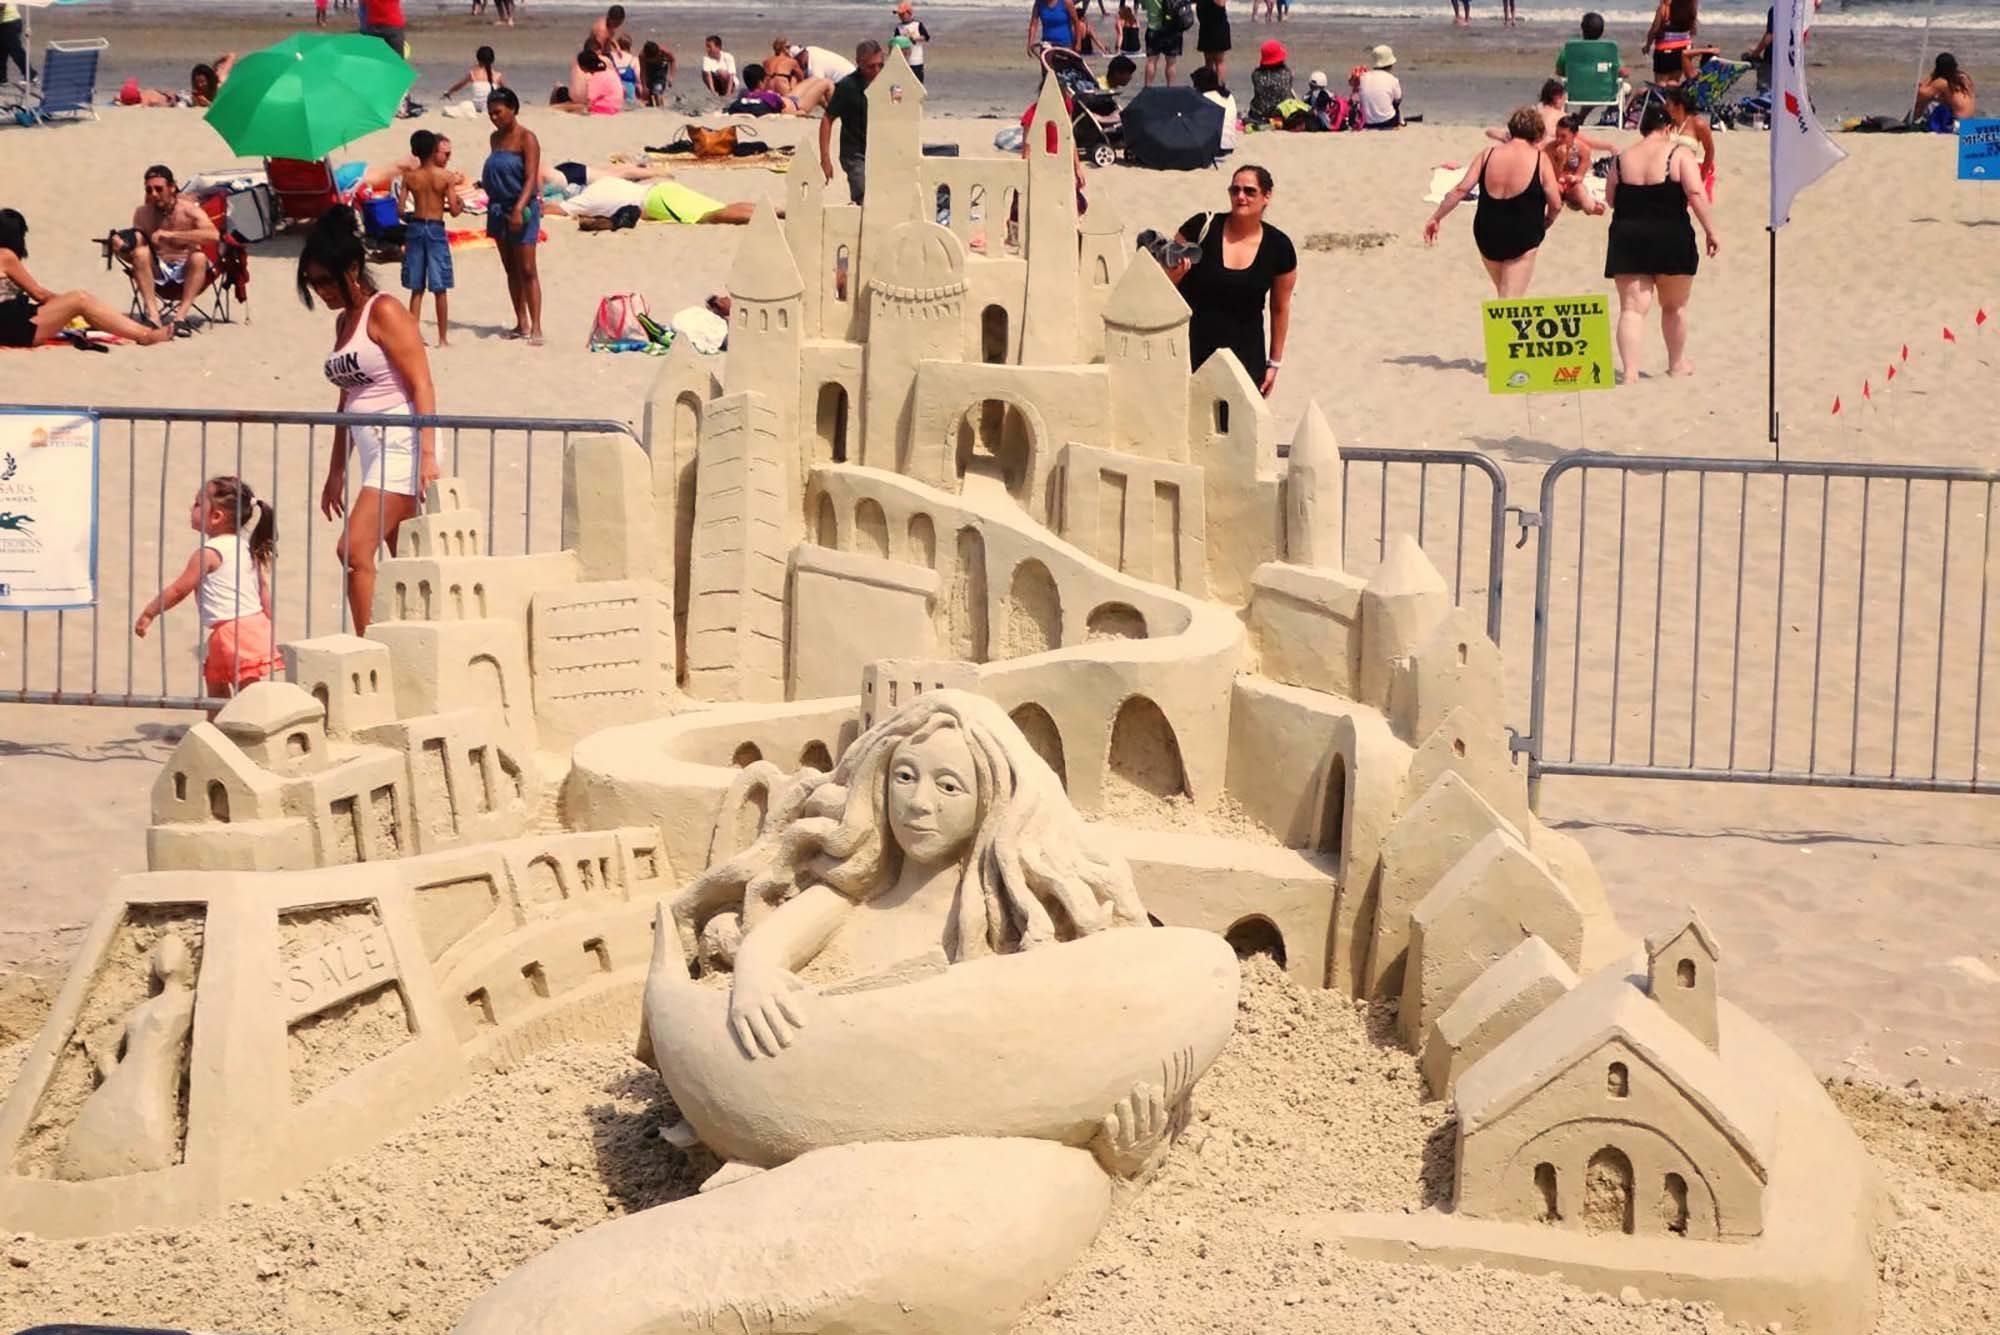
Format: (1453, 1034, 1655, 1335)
(1259, 40, 1286, 67)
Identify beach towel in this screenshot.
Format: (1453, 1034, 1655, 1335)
(445, 227, 548, 250)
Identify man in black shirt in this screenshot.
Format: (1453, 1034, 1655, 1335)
(819, 40, 886, 203)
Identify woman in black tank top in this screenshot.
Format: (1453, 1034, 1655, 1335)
(1604, 101, 1721, 382)
(1423, 106, 1563, 298)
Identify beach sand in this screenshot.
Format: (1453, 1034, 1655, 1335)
(0, 35, 1998, 1332)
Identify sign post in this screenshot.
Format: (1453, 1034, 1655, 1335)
(1480, 296, 1614, 395)
(0, 409, 99, 610)
(1958, 119, 2000, 182)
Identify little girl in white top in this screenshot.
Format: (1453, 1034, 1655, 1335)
(134, 475, 277, 710)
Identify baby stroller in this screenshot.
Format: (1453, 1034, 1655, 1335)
(1037, 45, 1123, 168)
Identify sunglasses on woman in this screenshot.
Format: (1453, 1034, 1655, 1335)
(1227, 185, 1262, 197)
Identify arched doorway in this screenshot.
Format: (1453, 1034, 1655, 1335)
(815, 383, 850, 464)
(954, 398, 1034, 500)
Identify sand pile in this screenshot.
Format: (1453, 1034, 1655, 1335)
(2, 959, 1996, 1333)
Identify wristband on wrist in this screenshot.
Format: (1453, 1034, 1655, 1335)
(1266, 358, 1282, 369)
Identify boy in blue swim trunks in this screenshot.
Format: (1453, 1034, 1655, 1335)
(400, 130, 465, 347)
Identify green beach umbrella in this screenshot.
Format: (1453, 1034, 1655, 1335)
(203, 33, 416, 161)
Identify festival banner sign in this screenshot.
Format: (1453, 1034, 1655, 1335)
(1481, 296, 1614, 395)
(1959, 120, 2000, 182)
(0, 409, 99, 610)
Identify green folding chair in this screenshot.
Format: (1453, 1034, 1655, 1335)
(1557, 39, 1627, 127)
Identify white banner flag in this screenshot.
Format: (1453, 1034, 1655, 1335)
(0, 411, 98, 610)
(1770, 0, 1846, 228)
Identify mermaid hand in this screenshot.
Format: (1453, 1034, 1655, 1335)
(728, 964, 812, 1060)
(1090, 1046, 1195, 1180)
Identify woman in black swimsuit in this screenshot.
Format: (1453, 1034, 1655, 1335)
(1604, 101, 1720, 382)
(1423, 106, 1562, 299)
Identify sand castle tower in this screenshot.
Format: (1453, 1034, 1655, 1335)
(723, 208, 806, 444)
(1103, 256, 1192, 459)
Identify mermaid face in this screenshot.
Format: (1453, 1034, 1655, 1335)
(886, 726, 979, 869)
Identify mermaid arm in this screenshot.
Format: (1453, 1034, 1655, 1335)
(728, 885, 850, 1058)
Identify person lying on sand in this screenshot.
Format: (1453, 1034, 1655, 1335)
(727, 62, 835, 116)
(545, 176, 777, 226)
(1, 208, 178, 349)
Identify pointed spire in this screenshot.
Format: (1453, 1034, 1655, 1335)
(866, 44, 926, 108)
(1029, 70, 1070, 147)
(1284, 400, 1343, 570)
(1367, 534, 1447, 597)
(1103, 253, 1190, 332)
(727, 205, 804, 304)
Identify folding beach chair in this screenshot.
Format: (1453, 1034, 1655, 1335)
(1558, 38, 1627, 128)
(100, 197, 252, 328)
(265, 156, 345, 229)
(21, 37, 105, 123)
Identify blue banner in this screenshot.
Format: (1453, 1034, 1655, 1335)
(1960, 119, 2000, 183)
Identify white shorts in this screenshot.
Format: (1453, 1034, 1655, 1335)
(350, 412, 422, 497)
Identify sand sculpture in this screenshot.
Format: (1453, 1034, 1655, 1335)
(0, 53, 1883, 1334)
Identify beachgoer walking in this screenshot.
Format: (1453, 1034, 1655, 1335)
(1357, 45, 1403, 128)
(133, 476, 277, 706)
(1914, 54, 1977, 131)
(1029, 0, 1084, 53)
(1, 4, 29, 84)
(1141, 0, 1180, 86)
(481, 87, 543, 342)
(1166, 164, 1296, 395)
(1451, 0, 1471, 27)
(301, 206, 439, 634)
(0, 209, 176, 348)
(358, 0, 405, 58)
(821, 40, 884, 204)
(400, 130, 463, 346)
(1603, 101, 1720, 381)
(443, 45, 504, 113)
(1424, 107, 1563, 298)
(1195, 0, 1229, 84)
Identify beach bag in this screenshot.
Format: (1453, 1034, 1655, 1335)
(686, 124, 739, 159)
(590, 293, 652, 349)
(1165, 0, 1196, 32)
(224, 184, 276, 244)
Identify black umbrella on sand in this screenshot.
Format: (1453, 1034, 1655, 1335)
(1121, 86, 1224, 171)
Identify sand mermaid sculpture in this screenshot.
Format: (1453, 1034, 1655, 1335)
(55, 935, 197, 1182)
(457, 691, 1241, 1334)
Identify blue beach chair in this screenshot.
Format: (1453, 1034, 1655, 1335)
(23, 37, 105, 123)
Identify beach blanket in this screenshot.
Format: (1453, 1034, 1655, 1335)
(445, 228, 550, 250)
(1422, 163, 1602, 207)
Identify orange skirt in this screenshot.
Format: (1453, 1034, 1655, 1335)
(204, 613, 276, 697)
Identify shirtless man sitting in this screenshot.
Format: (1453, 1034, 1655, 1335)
(108, 166, 218, 327)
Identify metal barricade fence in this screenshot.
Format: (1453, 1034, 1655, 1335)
(1523, 453, 1999, 805)
(1, 407, 641, 710)
(1337, 447, 1509, 643)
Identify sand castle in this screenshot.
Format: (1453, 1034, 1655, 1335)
(0, 55, 1885, 1335)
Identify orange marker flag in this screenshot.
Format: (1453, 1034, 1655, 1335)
(1886, 363, 1897, 382)
(1943, 326, 1958, 343)
(1862, 379, 1872, 401)
(1978, 309, 1990, 327)
(1831, 396, 1842, 415)
(1901, 343, 1910, 361)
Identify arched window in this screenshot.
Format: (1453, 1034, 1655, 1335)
(1606, 1061, 1629, 1097)
(1677, 957, 1697, 987)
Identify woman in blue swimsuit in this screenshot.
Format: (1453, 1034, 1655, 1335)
(480, 86, 544, 344)
(1029, 0, 1085, 52)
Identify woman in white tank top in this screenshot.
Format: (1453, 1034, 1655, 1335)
(301, 206, 440, 634)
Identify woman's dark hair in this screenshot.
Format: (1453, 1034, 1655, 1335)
(1189, 65, 1217, 93)
(1639, 100, 1674, 135)
(0, 208, 25, 258)
(191, 63, 216, 93)
(488, 84, 521, 113)
(295, 205, 371, 310)
(205, 475, 277, 566)
(1932, 54, 1965, 89)
(1231, 163, 1274, 193)
(476, 45, 497, 83)
(578, 47, 604, 74)
(1541, 77, 1566, 106)
(1670, 85, 1698, 113)
(1507, 104, 1546, 142)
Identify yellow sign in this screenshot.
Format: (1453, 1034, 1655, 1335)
(1482, 296, 1614, 394)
